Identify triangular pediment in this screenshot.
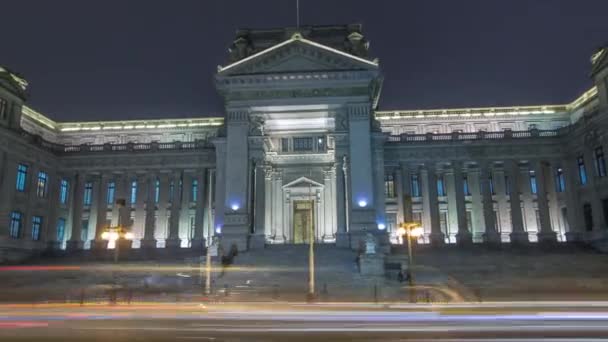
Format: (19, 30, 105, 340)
(218, 34, 378, 76)
(283, 176, 324, 189)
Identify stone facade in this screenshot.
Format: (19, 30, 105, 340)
(1, 25, 608, 260)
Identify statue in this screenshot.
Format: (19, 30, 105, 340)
(364, 233, 377, 255)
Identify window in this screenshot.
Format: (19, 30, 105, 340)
(466, 211, 473, 231)
(555, 167, 565, 192)
(169, 180, 175, 203)
(154, 179, 160, 203)
(317, 136, 326, 151)
(106, 181, 116, 205)
(81, 219, 89, 242)
(437, 176, 446, 196)
(9, 211, 22, 238)
(189, 216, 196, 240)
(595, 147, 607, 177)
(489, 175, 495, 195)
(281, 138, 289, 152)
(56, 218, 66, 242)
(293, 137, 313, 151)
(463, 176, 471, 196)
(0, 98, 7, 120)
(410, 174, 421, 197)
(529, 170, 537, 194)
(191, 179, 198, 202)
(578, 156, 588, 185)
(384, 174, 395, 198)
(505, 175, 511, 195)
(16, 164, 28, 192)
(83, 182, 93, 206)
(36, 171, 48, 198)
(31, 216, 42, 241)
(439, 211, 448, 234)
(583, 203, 593, 231)
(59, 179, 69, 204)
(130, 180, 137, 204)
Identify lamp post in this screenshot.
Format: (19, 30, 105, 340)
(101, 199, 134, 263)
(397, 222, 424, 302)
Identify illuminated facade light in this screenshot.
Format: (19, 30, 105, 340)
(358, 200, 367, 208)
(231, 203, 239, 211)
(377, 223, 386, 230)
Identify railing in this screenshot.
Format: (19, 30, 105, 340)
(386, 129, 565, 144)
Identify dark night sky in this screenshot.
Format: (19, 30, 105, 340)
(2, 0, 608, 122)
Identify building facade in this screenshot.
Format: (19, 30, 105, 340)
(1, 24, 608, 260)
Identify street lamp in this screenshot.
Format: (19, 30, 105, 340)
(101, 226, 134, 263)
(397, 222, 423, 302)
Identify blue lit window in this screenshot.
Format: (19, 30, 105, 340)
(410, 174, 421, 197)
(56, 218, 66, 242)
(9, 211, 22, 238)
(59, 179, 69, 204)
(595, 147, 607, 177)
(555, 167, 566, 192)
(154, 179, 160, 203)
(106, 181, 116, 205)
(16, 164, 28, 192)
(578, 156, 587, 185)
(191, 179, 199, 202)
(130, 180, 138, 204)
(31, 216, 42, 241)
(463, 176, 471, 196)
(36, 171, 48, 198)
(83, 182, 93, 206)
(529, 170, 537, 194)
(437, 176, 446, 196)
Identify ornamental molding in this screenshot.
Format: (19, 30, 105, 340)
(266, 152, 335, 165)
(223, 86, 370, 102)
(347, 103, 371, 121)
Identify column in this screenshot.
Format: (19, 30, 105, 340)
(397, 163, 413, 223)
(0, 156, 17, 234)
(92, 174, 109, 250)
(507, 160, 528, 243)
(141, 173, 157, 249)
(157, 173, 170, 243)
(562, 159, 582, 241)
(253, 162, 266, 236)
(24, 164, 40, 241)
(323, 168, 333, 241)
(66, 172, 85, 251)
(583, 147, 607, 234)
(45, 171, 63, 250)
(453, 161, 472, 245)
(533, 160, 557, 243)
(479, 161, 501, 244)
(213, 139, 226, 236)
(166, 171, 182, 248)
(191, 169, 206, 249)
(263, 165, 273, 238)
(335, 156, 349, 247)
(425, 162, 444, 246)
(272, 170, 285, 242)
(180, 172, 193, 245)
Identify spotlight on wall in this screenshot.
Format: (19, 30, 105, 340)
(231, 203, 239, 211)
(358, 200, 367, 208)
(377, 223, 386, 230)
(215, 225, 222, 234)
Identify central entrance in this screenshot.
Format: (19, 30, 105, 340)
(293, 200, 314, 244)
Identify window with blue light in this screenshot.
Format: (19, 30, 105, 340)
(59, 179, 69, 204)
(437, 176, 446, 196)
(595, 147, 606, 177)
(578, 156, 587, 185)
(83, 182, 93, 206)
(106, 181, 115, 205)
(130, 180, 138, 204)
(31, 216, 42, 241)
(191, 179, 198, 202)
(36, 171, 48, 198)
(16, 164, 28, 192)
(154, 179, 160, 203)
(555, 167, 566, 192)
(529, 170, 537, 194)
(56, 218, 66, 242)
(9, 211, 22, 238)
(410, 174, 421, 197)
(463, 176, 470, 196)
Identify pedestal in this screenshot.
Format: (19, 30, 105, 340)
(165, 238, 181, 249)
(482, 231, 502, 245)
(91, 239, 108, 251)
(537, 231, 558, 244)
(429, 232, 445, 247)
(248, 234, 265, 250)
(65, 240, 84, 252)
(456, 231, 473, 246)
(565, 231, 581, 243)
(509, 231, 529, 245)
(336, 232, 350, 248)
(359, 253, 385, 277)
(139, 238, 157, 249)
(46, 240, 62, 251)
(190, 238, 207, 252)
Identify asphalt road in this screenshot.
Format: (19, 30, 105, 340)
(2, 302, 608, 341)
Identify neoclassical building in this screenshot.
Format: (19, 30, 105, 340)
(1, 24, 607, 260)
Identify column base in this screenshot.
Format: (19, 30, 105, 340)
(537, 231, 558, 244)
(482, 231, 502, 245)
(116, 239, 133, 251)
(46, 241, 62, 251)
(358, 253, 385, 276)
(139, 239, 158, 249)
(65, 240, 84, 252)
(429, 232, 445, 247)
(509, 231, 529, 244)
(190, 238, 206, 251)
(565, 231, 581, 242)
(456, 231, 473, 246)
(336, 232, 350, 248)
(248, 234, 265, 250)
(91, 239, 108, 251)
(165, 238, 182, 249)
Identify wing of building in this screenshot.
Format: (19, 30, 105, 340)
(1, 24, 607, 261)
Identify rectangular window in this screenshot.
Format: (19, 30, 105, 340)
(489, 175, 495, 195)
(154, 179, 160, 203)
(578, 156, 588, 185)
(81, 219, 89, 242)
(555, 167, 566, 192)
(56, 218, 66, 242)
(106, 181, 116, 205)
(463, 176, 471, 196)
(36, 171, 48, 198)
(529, 170, 537, 194)
(281, 138, 289, 152)
(0, 98, 7, 119)
(169, 180, 175, 203)
(9, 211, 22, 238)
(317, 136, 326, 151)
(83, 182, 93, 206)
(384, 174, 395, 198)
(437, 176, 446, 196)
(59, 179, 69, 204)
(130, 180, 137, 204)
(191, 179, 198, 202)
(505, 175, 511, 195)
(189, 216, 196, 240)
(595, 147, 607, 177)
(466, 210, 473, 231)
(16, 164, 28, 192)
(293, 137, 313, 151)
(410, 174, 421, 197)
(31, 216, 42, 241)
